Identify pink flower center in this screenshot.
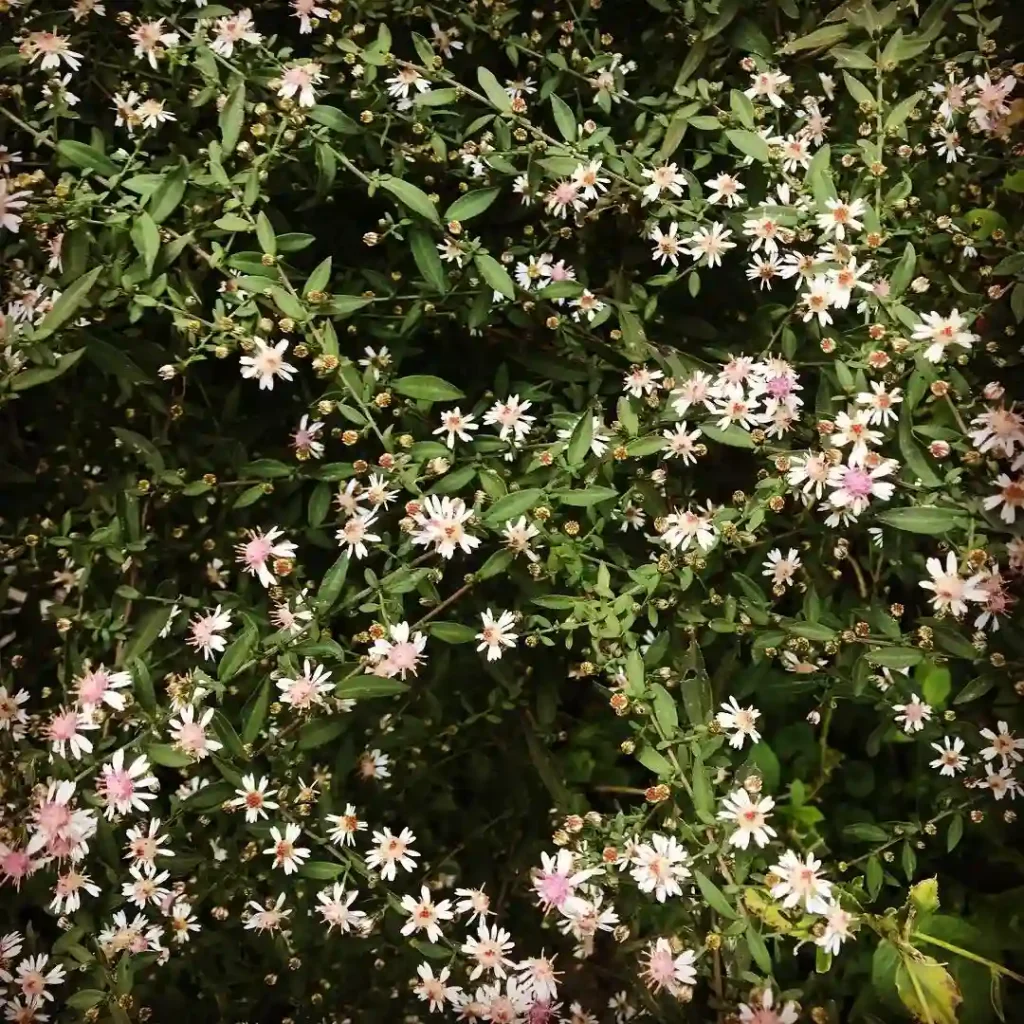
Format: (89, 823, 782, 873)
(177, 722, 206, 752)
(77, 671, 109, 704)
(537, 872, 571, 907)
(244, 536, 273, 567)
(48, 710, 79, 741)
(105, 769, 136, 803)
(842, 468, 874, 497)
(37, 802, 72, 834)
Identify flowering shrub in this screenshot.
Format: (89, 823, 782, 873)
(3, 0, 1024, 1021)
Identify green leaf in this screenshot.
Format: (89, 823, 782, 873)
(130, 659, 156, 714)
(895, 954, 962, 1024)
(694, 870, 738, 918)
(701, 424, 755, 449)
(952, 675, 995, 705)
(120, 606, 172, 665)
(303, 257, 333, 299)
(219, 79, 245, 154)
(636, 744, 673, 776)
(56, 139, 119, 177)
(899, 404, 942, 487)
(651, 683, 678, 734)
(781, 22, 849, 52)
(131, 211, 161, 275)
(844, 822, 889, 842)
(33, 266, 103, 340)
(256, 211, 277, 256)
(843, 71, 876, 107)
(566, 412, 593, 468)
(477, 548, 514, 580)
(215, 213, 250, 232)
(66, 990, 107, 1011)
(445, 188, 501, 223)
(393, 375, 465, 401)
(241, 680, 271, 744)
(473, 253, 515, 298)
(746, 923, 773, 974)
(692, 751, 714, 816)
(725, 129, 770, 163)
(218, 624, 257, 681)
(884, 90, 924, 132)
(297, 718, 348, 750)
(242, 458, 292, 479)
(409, 229, 448, 292)
(147, 743, 193, 768)
(317, 552, 350, 611)
(299, 860, 344, 880)
(806, 143, 837, 204)
(147, 161, 188, 224)
(549, 94, 577, 141)
(410, 940, 450, 960)
(10, 347, 87, 391)
(876, 507, 964, 534)
(482, 488, 544, 526)
(551, 486, 619, 507)
(889, 242, 917, 296)
(113, 428, 165, 473)
(730, 89, 756, 129)
(476, 67, 512, 112)
(379, 175, 441, 226)
(1004, 169, 1024, 193)
(920, 664, 951, 707)
(308, 105, 360, 134)
(336, 676, 409, 700)
(865, 647, 924, 669)
(946, 814, 963, 852)
(427, 621, 478, 643)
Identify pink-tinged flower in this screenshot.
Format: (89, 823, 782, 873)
(95, 749, 159, 819)
(0, 844, 39, 890)
(292, 0, 330, 34)
(124, 819, 174, 877)
(23, 30, 84, 71)
(641, 162, 685, 204)
(769, 849, 832, 913)
(706, 172, 745, 207)
(661, 508, 716, 552)
(211, 8, 262, 57)
(410, 495, 481, 559)
(716, 696, 762, 748)
(167, 705, 222, 760)
(290, 414, 324, 458)
(169, 901, 201, 944)
(316, 884, 366, 934)
(326, 803, 366, 847)
(0, 180, 31, 235)
(623, 364, 664, 397)
(979, 720, 1024, 768)
(969, 405, 1024, 459)
(893, 693, 933, 734)
(743, 213, 782, 256)
(121, 864, 170, 909)
(0, 686, 30, 738)
(98, 910, 164, 955)
(816, 900, 855, 955)
(642, 938, 696, 995)
(484, 394, 535, 441)
(650, 221, 682, 266)
(276, 659, 333, 709)
(366, 826, 420, 881)
(799, 274, 836, 325)
(129, 19, 179, 70)
(856, 381, 903, 426)
(74, 663, 132, 713)
(684, 222, 736, 268)
(830, 409, 882, 466)
(11, 953, 66, 1005)
(264, 823, 310, 874)
(235, 525, 296, 587)
(532, 850, 603, 911)
(826, 458, 895, 517)
(663, 422, 702, 463)
(230, 774, 279, 822)
(414, 962, 462, 1012)
(718, 789, 776, 849)
(137, 98, 175, 129)
(277, 61, 325, 106)
(400, 885, 455, 943)
(357, 748, 390, 780)
(912, 309, 976, 362)
(930, 736, 967, 776)
(239, 338, 297, 389)
(27, 780, 96, 862)
(738, 987, 799, 1024)
(463, 921, 516, 980)
(367, 622, 427, 680)
(570, 288, 606, 322)
(46, 706, 97, 760)
(51, 867, 101, 915)
(744, 69, 790, 108)
(968, 73, 1016, 130)
(984, 474, 1024, 524)
(187, 605, 233, 660)
(245, 893, 291, 933)
(671, 371, 716, 416)
(919, 551, 985, 616)
(434, 406, 479, 448)
(630, 833, 691, 901)
(816, 197, 867, 241)
(476, 609, 518, 662)
(336, 509, 381, 560)
(545, 179, 586, 219)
